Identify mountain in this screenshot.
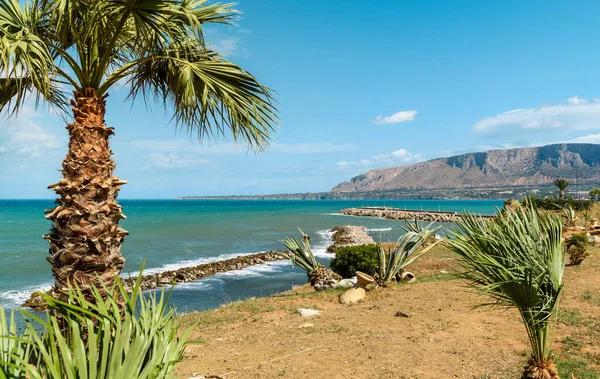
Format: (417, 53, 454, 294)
(331, 143, 600, 192)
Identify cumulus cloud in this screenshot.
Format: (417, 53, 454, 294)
(567, 96, 589, 105)
(473, 97, 600, 134)
(335, 148, 420, 170)
(374, 110, 418, 125)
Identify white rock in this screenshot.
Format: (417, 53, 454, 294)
(339, 287, 366, 305)
(298, 323, 314, 328)
(296, 308, 320, 317)
(335, 277, 357, 288)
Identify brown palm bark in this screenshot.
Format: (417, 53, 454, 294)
(44, 88, 128, 302)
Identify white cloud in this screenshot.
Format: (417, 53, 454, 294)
(335, 148, 420, 170)
(0, 106, 62, 158)
(212, 37, 241, 56)
(148, 152, 210, 169)
(567, 96, 589, 105)
(567, 133, 600, 144)
(374, 110, 418, 125)
(270, 142, 357, 154)
(473, 100, 600, 134)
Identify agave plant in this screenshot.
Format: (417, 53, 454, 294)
(0, 309, 35, 379)
(445, 204, 564, 378)
(281, 229, 339, 289)
(1, 271, 192, 378)
(561, 205, 578, 227)
(377, 221, 441, 285)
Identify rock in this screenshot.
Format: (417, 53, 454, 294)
(296, 308, 321, 317)
(339, 287, 366, 305)
(298, 323, 314, 328)
(394, 311, 409, 318)
(327, 225, 376, 253)
(313, 279, 338, 291)
(337, 208, 495, 223)
(335, 277, 357, 288)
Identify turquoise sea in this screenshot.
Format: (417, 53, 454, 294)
(0, 199, 503, 312)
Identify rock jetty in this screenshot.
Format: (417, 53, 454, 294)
(24, 251, 285, 311)
(327, 225, 376, 253)
(339, 207, 493, 222)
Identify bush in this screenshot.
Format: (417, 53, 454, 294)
(565, 233, 590, 265)
(522, 196, 593, 211)
(330, 245, 379, 278)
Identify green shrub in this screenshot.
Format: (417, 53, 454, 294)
(330, 245, 379, 278)
(565, 233, 589, 265)
(523, 196, 593, 211)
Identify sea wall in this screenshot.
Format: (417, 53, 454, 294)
(339, 207, 490, 222)
(327, 225, 376, 253)
(24, 251, 285, 311)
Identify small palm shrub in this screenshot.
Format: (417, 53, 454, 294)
(445, 204, 564, 378)
(281, 229, 340, 289)
(377, 222, 441, 285)
(0, 273, 192, 378)
(565, 233, 589, 265)
(330, 245, 379, 278)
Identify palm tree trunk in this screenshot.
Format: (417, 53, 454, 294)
(559, 190, 564, 199)
(44, 88, 128, 302)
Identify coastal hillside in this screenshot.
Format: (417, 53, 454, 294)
(332, 143, 600, 192)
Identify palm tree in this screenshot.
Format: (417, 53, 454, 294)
(589, 188, 600, 200)
(445, 205, 564, 378)
(0, 0, 277, 302)
(552, 178, 570, 199)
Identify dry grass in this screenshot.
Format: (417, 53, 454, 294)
(175, 245, 600, 378)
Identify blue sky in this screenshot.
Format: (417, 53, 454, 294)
(3, 0, 600, 198)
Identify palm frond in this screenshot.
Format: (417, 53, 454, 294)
(126, 41, 278, 150)
(445, 203, 564, 362)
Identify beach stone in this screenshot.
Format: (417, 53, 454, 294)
(335, 277, 357, 288)
(339, 287, 366, 305)
(296, 308, 321, 317)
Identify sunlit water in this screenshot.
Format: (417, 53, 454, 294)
(0, 199, 502, 312)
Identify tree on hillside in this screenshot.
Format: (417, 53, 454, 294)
(552, 178, 571, 199)
(589, 188, 600, 200)
(0, 0, 278, 302)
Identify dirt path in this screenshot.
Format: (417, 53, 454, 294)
(176, 247, 600, 379)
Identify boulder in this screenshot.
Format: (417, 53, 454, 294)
(339, 287, 366, 305)
(296, 308, 320, 318)
(335, 277, 357, 288)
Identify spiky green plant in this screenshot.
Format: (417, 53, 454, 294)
(561, 205, 578, 227)
(445, 205, 564, 378)
(1, 271, 193, 379)
(0, 309, 35, 379)
(377, 221, 441, 285)
(281, 229, 338, 287)
(552, 178, 571, 199)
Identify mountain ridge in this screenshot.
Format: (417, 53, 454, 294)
(331, 143, 600, 192)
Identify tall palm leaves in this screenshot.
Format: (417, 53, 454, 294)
(552, 178, 570, 200)
(0, 0, 277, 146)
(446, 205, 564, 378)
(0, 0, 278, 303)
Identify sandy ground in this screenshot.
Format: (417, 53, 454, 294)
(175, 246, 600, 379)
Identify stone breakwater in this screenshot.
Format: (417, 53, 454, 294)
(327, 225, 376, 253)
(24, 251, 285, 311)
(339, 207, 494, 222)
